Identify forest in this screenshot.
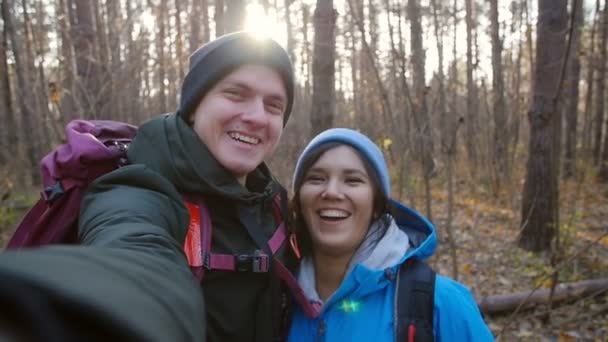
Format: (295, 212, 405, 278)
(0, 0, 607, 340)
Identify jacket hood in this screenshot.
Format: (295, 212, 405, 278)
(127, 113, 279, 203)
(298, 198, 437, 306)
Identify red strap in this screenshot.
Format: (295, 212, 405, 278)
(182, 196, 286, 276)
(268, 222, 286, 254)
(273, 257, 320, 319)
(408, 324, 416, 342)
(183, 202, 202, 267)
(181, 195, 317, 319)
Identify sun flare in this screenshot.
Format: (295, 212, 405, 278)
(244, 4, 288, 48)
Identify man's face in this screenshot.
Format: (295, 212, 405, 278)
(191, 64, 287, 185)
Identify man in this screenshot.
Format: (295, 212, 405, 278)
(0, 32, 295, 342)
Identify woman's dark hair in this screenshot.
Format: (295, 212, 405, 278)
(288, 142, 392, 258)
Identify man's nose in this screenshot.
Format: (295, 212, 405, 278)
(241, 98, 267, 126)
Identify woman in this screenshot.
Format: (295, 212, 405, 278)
(287, 128, 494, 341)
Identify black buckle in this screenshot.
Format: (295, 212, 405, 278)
(236, 251, 268, 273)
(202, 252, 209, 270)
(42, 182, 64, 204)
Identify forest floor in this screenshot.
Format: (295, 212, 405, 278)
(427, 177, 608, 342)
(0, 175, 607, 341)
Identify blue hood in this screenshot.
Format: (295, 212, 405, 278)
(297, 198, 437, 307)
(389, 198, 437, 264)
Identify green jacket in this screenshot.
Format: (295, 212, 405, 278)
(80, 113, 287, 342)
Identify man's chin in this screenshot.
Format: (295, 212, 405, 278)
(225, 162, 261, 180)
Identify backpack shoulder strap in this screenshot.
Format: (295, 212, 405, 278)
(183, 195, 288, 281)
(395, 258, 435, 342)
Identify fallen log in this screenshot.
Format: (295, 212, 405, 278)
(477, 278, 608, 315)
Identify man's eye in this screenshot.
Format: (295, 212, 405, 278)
(224, 89, 244, 98)
(266, 102, 285, 115)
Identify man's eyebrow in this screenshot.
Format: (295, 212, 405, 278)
(221, 81, 251, 90)
(221, 81, 286, 103)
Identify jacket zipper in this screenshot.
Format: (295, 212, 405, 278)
(316, 319, 326, 342)
(394, 267, 400, 341)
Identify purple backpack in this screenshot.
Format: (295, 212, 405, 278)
(6, 119, 319, 318)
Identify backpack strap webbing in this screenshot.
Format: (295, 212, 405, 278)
(182, 194, 319, 319)
(183, 195, 287, 281)
(395, 258, 435, 342)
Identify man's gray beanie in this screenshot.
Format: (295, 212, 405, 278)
(179, 32, 294, 124)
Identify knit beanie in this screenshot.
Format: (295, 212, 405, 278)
(179, 32, 294, 124)
(292, 128, 391, 197)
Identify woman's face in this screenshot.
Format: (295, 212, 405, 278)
(298, 145, 375, 257)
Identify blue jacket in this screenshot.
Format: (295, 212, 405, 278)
(288, 199, 494, 342)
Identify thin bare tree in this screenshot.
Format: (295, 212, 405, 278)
(563, 0, 585, 178)
(2, 0, 39, 183)
(490, 0, 508, 192)
(310, 0, 336, 137)
(408, 0, 434, 221)
(593, 3, 608, 165)
(225, 0, 246, 33)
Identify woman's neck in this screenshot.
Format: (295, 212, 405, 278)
(312, 251, 353, 302)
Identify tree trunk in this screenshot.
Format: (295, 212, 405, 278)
(464, 0, 478, 172)
(563, 0, 584, 179)
(508, 1, 525, 178)
(190, 0, 210, 51)
(348, 0, 392, 134)
(430, 0, 458, 281)
(224, 0, 245, 33)
(57, 0, 76, 121)
(593, 4, 608, 165)
(93, 0, 109, 117)
(490, 0, 508, 192)
(0, 0, 14, 166)
(478, 278, 608, 314)
(2, 0, 39, 184)
(156, 0, 167, 113)
(582, 0, 600, 161)
(171, 0, 185, 109)
(310, 0, 336, 138)
(284, 0, 296, 64)
(214, 0, 224, 37)
(407, 0, 434, 221)
(302, 4, 311, 95)
(73, 0, 101, 118)
(519, 0, 567, 252)
(106, 0, 122, 120)
(190, 0, 201, 51)
(33, 0, 62, 146)
(599, 112, 608, 181)
(21, 0, 50, 152)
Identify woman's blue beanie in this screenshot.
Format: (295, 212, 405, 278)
(292, 128, 390, 197)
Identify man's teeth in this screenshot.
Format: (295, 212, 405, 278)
(229, 132, 260, 145)
(319, 209, 349, 218)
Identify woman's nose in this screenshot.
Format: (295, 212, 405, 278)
(321, 179, 344, 200)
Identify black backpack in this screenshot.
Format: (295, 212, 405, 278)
(395, 259, 436, 342)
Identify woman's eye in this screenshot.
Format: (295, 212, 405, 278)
(304, 175, 324, 183)
(346, 177, 364, 184)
